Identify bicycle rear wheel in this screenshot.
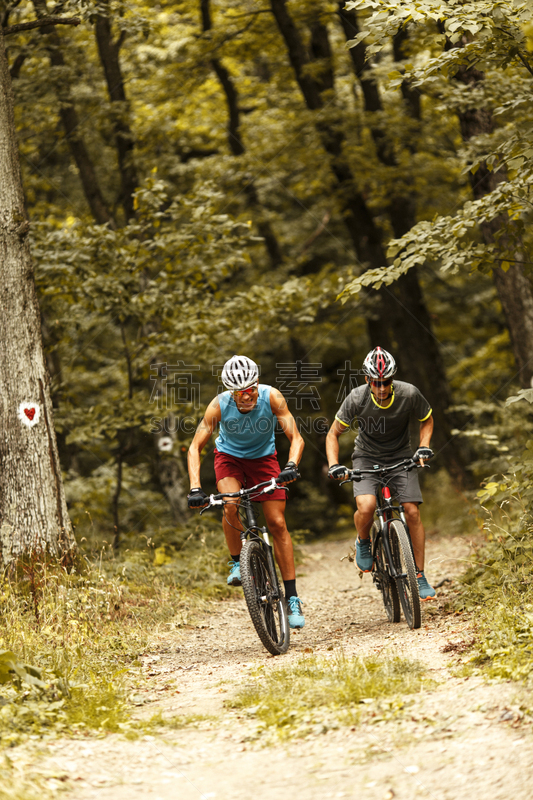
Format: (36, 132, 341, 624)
(389, 520, 421, 630)
(240, 539, 290, 655)
(372, 521, 400, 623)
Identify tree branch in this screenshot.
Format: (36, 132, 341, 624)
(4, 16, 80, 35)
(299, 210, 331, 255)
(9, 51, 26, 79)
(2, 0, 24, 29)
(517, 51, 533, 79)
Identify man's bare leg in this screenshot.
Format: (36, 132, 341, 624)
(354, 494, 377, 539)
(217, 477, 243, 556)
(403, 502, 425, 571)
(262, 499, 295, 580)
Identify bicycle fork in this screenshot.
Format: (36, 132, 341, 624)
(376, 488, 407, 583)
(242, 503, 282, 601)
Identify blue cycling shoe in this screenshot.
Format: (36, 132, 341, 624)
(356, 537, 373, 572)
(287, 596, 305, 629)
(417, 571, 436, 601)
(227, 559, 241, 586)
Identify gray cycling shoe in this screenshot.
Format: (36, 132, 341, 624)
(356, 537, 373, 572)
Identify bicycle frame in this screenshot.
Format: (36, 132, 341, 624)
(202, 478, 284, 600)
(373, 482, 409, 583)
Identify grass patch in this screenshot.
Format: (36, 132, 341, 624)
(0, 525, 234, 747)
(230, 651, 431, 739)
(0, 753, 56, 800)
(138, 710, 216, 734)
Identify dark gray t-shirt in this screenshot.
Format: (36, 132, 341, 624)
(335, 381, 432, 460)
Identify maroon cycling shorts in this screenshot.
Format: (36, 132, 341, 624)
(213, 449, 287, 503)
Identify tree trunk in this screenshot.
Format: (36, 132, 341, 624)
(32, 0, 114, 226)
(272, 0, 469, 483)
(455, 62, 533, 389)
(269, 1, 387, 266)
(0, 26, 75, 565)
(94, 4, 138, 221)
(337, 5, 471, 484)
(200, 0, 283, 267)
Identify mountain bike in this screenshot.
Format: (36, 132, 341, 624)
(341, 458, 425, 630)
(200, 478, 290, 655)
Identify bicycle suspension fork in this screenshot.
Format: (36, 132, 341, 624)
(241, 501, 282, 599)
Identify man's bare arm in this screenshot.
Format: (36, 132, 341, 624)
(187, 398, 221, 489)
(325, 418, 350, 467)
(419, 415, 434, 449)
(270, 388, 304, 465)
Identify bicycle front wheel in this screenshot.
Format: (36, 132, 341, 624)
(240, 539, 290, 655)
(372, 521, 400, 623)
(389, 520, 421, 630)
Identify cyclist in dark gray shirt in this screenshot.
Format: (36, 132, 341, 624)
(325, 347, 436, 600)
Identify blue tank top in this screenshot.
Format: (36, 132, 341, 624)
(215, 384, 276, 459)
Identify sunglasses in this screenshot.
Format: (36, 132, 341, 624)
(370, 378, 393, 387)
(233, 385, 258, 398)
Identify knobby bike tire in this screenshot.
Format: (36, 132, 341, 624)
(389, 520, 421, 630)
(240, 539, 290, 655)
(371, 521, 400, 623)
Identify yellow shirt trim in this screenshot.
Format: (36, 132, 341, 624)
(335, 415, 350, 427)
(418, 408, 433, 422)
(370, 386, 395, 410)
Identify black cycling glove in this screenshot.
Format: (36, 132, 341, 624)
(413, 447, 434, 462)
(328, 464, 348, 481)
(277, 461, 300, 485)
(187, 488, 209, 509)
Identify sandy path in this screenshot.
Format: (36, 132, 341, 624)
(30, 530, 533, 799)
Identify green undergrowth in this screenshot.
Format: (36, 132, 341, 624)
(0, 523, 234, 747)
(230, 651, 431, 740)
(457, 476, 533, 681)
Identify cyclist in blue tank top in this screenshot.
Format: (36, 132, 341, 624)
(187, 355, 306, 629)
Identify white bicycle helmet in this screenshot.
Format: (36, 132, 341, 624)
(221, 355, 259, 390)
(362, 347, 397, 380)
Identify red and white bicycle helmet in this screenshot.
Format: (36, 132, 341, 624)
(221, 355, 259, 390)
(362, 347, 397, 380)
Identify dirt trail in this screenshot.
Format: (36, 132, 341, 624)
(32, 531, 533, 799)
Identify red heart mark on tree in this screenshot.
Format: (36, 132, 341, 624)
(24, 408, 36, 421)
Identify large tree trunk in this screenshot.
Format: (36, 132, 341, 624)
(455, 60, 533, 388)
(0, 27, 75, 565)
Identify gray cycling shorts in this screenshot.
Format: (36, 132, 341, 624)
(351, 454, 423, 504)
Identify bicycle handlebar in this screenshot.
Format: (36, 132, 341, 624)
(340, 457, 428, 485)
(199, 477, 288, 514)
